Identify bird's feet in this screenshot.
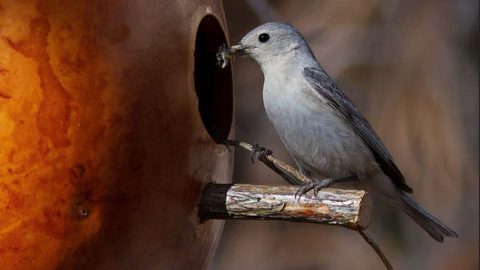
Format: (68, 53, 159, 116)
(251, 144, 273, 164)
(295, 176, 359, 199)
(295, 178, 334, 199)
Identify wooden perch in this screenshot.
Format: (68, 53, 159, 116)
(199, 183, 372, 230)
(212, 140, 392, 269)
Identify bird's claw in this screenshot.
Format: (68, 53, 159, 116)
(295, 178, 334, 200)
(313, 178, 333, 196)
(295, 176, 359, 200)
(251, 144, 273, 164)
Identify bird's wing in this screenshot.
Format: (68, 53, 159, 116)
(303, 66, 413, 193)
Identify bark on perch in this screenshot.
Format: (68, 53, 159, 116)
(199, 183, 372, 230)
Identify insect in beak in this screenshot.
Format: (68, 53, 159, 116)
(216, 44, 253, 68)
(229, 44, 253, 56)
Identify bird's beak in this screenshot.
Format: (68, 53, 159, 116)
(229, 44, 253, 56)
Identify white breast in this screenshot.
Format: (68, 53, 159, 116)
(262, 71, 377, 179)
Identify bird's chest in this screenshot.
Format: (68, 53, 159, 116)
(263, 78, 342, 152)
(263, 77, 372, 177)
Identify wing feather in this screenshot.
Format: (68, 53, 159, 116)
(303, 66, 413, 193)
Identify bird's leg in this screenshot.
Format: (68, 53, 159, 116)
(295, 176, 359, 199)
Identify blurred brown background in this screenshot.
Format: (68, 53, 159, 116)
(211, 0, 479, 269)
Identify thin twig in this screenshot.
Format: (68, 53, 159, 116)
(225, 139, 311, 183)
(358, 231, 393, 270)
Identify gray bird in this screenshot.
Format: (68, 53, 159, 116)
(231, 22, 457, 242)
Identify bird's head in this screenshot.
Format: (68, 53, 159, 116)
(230, 22, 313, 68)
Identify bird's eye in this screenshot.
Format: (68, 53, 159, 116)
(258, 33, 270, 43)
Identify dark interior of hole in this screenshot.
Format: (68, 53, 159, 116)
(194, 15, 233, 143)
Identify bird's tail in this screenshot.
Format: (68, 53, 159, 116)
(397, 193, 458, 242)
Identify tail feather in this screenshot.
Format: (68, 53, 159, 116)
(400, 194, 458, 242)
